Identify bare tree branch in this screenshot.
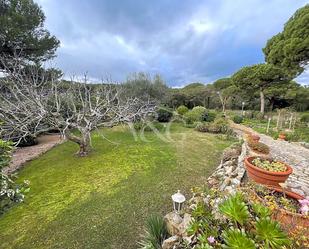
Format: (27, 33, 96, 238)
(0, 55, 155, 156)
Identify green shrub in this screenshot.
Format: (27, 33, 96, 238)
(203, 111, 216, 122)
(0, 140, 13, 170)
(210, 118, 230, 134)
(196, 122, 210, 132)
(183, 111, 197, 124)
(300, 113, 309, 123)
(255, 112, 265, 120)
(176, 105, 188, 115)
(133, 122, 144, 131)
(0, 139, 30, 215)
(233, 115, 243, 124)
(244, 111, 254, 119)
(252, 111, 261, 118)
(156, 108, 173, 122)
(184, 106, 207, 124)
(196, 118, 234, 136)
(138, 214, 168, 249)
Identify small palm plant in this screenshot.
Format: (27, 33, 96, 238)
(138, 214, 168, 249)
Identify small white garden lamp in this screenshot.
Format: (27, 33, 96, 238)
(172, 190, 186, 214)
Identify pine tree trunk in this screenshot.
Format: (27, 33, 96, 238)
(260, 89, 265, 114)
(269, 97, 275, 111)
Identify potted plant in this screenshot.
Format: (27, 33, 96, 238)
(244, 157, 293, 187)
(246, 139, 270, 158)
(278, 132, 286, 140)
(246, 185, 309, 240)
(251, 134, 260, 142)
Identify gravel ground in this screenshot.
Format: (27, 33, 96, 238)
(231, 122, 309, 198)
(3, 134, 65, 175)
(259, 134, 309, 198)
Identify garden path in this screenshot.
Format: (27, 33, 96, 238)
(231, 122, 309, 198)
(3, 134, 64, 175)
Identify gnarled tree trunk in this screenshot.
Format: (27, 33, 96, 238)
(64, 129, 92, 157)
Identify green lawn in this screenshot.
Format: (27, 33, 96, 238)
(0, 124, 233, 249)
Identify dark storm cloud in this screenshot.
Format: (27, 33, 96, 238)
(37, 0, 308, 86)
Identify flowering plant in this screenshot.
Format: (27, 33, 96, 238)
(0, 139, 30, 215)
(299, 198, 309, 215)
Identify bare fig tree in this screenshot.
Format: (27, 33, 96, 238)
(0, 56, 155, 156)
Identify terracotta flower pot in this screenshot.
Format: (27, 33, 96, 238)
(252, 187, 309, 236)
(247, 149, 270, 159)
(244, 156, 293, 187)
(278, 133, 286, 140)
(250, 134, 260, 142)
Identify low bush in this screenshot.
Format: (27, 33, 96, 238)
(0, 139, 30, 215)
(176, 105, 188, 115)
(156, 108, 173, 122)
(300, 113, 309, 124)
(184, 106, 207, 124)
(196, 118, 234, 135)
(203, 111, 216, 122)
(233, 115, 243, 124)
(0, 140, 12, 169)
(247, 139, 270, 154)
(244, 111, 254, 119)
(255, 112, 265, 120)
(196, 122, 210, 132)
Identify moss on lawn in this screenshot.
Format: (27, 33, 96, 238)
(0, 124, 233, 249)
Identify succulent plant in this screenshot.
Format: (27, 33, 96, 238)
(255, 217, 290, 248)
(247, 139, 270, 154)
(252, 157, 287, 172)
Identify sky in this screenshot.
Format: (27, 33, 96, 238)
(36, 0, 308, 87)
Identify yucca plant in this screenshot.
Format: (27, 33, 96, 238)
(255, 217, 290, 249)
(219, 192, 249, 226)
(222, 228, 256, 249)
(138, 214, 168, 249)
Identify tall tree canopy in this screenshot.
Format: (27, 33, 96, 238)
(123, 72, 169, 103)
(0, 0, 59, 66)
(232, 64, 287, 114)
(213, 78, 237, 113)
(263, 4, 309, 77)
